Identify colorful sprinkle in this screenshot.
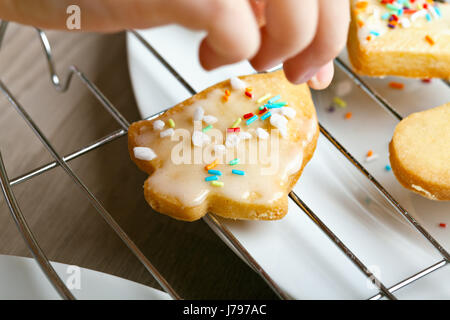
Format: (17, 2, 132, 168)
(385, 165, 392, 171)
(425, 34, 435, 45)
(227, 127, 240, 133)
(259, 107, 269, 114)
(389, 81, 405, 89)
(439, 223, 447, 228)
(205, 159, 219, 171)
(232, 169, 245, 176)
(205, 176, 219, 182)
(333, 97, 347, 108)
(261, 111, 272, 121)
(211, 181, 224, 187)
(208, 169, 222, 176)
(202, 125, 213, 132)
(356, 1, 368, 9)
(229, 158, 240, 166)
(231, 118, 242, 128)
(168, 119, 175, 128)
(267, 95, 281, 104)
(257, 93, 272, 104)
(422, 78, 432, 83)
(246, 115, 258, 125)
(267, 102, 287, 109)
(345, 112, 353, 119)
(243, 112, 254, 119)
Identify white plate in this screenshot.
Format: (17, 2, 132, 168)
(127, 26, 450, 299)
(0, 254, 170, 299)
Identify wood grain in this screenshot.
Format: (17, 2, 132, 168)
(0, 23, 277, 299)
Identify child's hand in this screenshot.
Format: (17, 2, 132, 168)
(0, 0, 349, 89)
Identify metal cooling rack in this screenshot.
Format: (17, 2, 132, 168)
(0, 22, 449, 300)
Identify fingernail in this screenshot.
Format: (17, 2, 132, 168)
(308, 75, 321, 88)
(295, 69, 317, 84)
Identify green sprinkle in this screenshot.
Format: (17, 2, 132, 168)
(229, 158, 240, 166)
(202, 125, 213, 132)
(168, 119, 175, 128)
(333, 97, 347, 108)
(231, 118, 242, 128)
(211, 181, 224, 187)
(386, 3, 399, 11)
(257, 93, 271, 104)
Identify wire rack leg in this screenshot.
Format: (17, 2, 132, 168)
(0, 79, 180, 300)
(0, 153, 75, 300)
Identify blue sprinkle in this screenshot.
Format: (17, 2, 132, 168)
(246, 115, 258, 125)
(267, 102, 287, 108)
(232, 170, 245, 176)
(370, 30, 380, 36)
(205, 175, 219, 182)
(434, 6, 442, 18)
(267, 95, 281, 104)
(208, 170, 222, 176)
(385, 165, 392, 172)
(426, 13, 431, 21)
(261, 111, 272, 121)
(381, 13, 390, 20)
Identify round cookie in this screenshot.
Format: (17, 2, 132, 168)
(389, 103, 450, 201)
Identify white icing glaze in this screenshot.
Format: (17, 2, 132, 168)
(135, 83, 317, 208)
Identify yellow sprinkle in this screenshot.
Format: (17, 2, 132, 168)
(333, 97, 347, 108)
(211, 181, 224, 187)
(231, 118, 242, 128)
(168, 119, 175, 128)
(257, 93, 272, 104)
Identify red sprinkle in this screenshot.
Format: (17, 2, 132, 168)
(243, 112, 254, 119)
(439, 223, 447, 228)
(227, 127, 240, 133)
(403, 9, 417, 14)
(259, 107, 268, 114)
(389, 82, 404, 90)
(422, 78, 432, 83)
(245, 91, 253, 98)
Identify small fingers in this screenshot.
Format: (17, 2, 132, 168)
(199, 0, 260, 70)
(307, 61, 335, 90)
(283, 0, 350, 85)
(250, 0, 319, 71)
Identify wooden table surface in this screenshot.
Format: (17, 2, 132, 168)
(0, 23, 277, 299)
